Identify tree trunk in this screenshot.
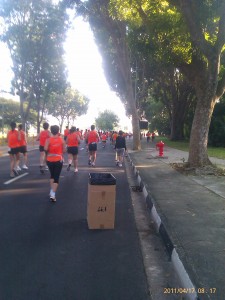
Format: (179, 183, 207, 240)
(170, 117, 184, 140)
(188, 96, 216, 167)
(125, 82, 141, 151)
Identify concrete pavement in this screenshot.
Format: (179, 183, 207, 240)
(127, 139, 225, 300)
(1, 138, 225, 299)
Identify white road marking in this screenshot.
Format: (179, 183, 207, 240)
(4, 172, 29, 185)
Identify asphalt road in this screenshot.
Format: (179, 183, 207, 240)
(0, 142, 150, 300)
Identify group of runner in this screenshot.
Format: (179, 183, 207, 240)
(7, 121, 28, 178)
(146, 131, 155, 143)
(6, 122, 127, 202)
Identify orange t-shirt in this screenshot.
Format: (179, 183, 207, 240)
(101, 134, 107, 141)
(19, 130, 26, 146)
(46, 136, 63, 162)
(39, 130, 50, 146)
(88, 130, 99, 144)
(67, 132, 79, 147)
(7, 130, 20, 148)
(64, 128, 69, 137)
(112, 133, 118, 141)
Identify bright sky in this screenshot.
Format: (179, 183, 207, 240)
(0, 16, 132, 131)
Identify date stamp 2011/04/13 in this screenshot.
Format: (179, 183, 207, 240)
(163, 287, 217, 295)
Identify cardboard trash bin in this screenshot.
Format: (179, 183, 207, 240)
(87, 173, 116, 229)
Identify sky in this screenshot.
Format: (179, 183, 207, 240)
(0, 16, 132, 132)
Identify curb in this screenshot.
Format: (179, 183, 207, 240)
(127, 154, 200, 300)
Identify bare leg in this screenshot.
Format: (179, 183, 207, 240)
(67, 153, 73, 171)
(40, 151, 45, 165)
(9, 154, 14, 175)
(73, 154, 78, 171)
(50, 179, 58, 193)
(92, 151, 96, 165)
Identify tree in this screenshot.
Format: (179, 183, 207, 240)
(47, 87, 89, 131)
(208, 100, 225, 147)
(0, 97, 37, 131)
(0, 0, 69, 133)
(95, 110, 119, 131)
(67, 0, 141, 150)
(148, 67, 195, 140)
(109, 0, 225, 167)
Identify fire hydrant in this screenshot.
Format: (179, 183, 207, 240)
(156, 141, 164, 157)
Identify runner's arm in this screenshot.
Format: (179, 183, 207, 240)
(44, 138, 50, 152)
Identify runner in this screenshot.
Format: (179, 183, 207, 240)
(101, 132, 107, 148)
(7, 121, 21, 178)
(112, 131, 118, 146)
(115, 130, 127, 167)
(146, 131, 151, 143)
(18, 124, 28, 170)
(44, 125, 66, 202)
(83, 129, 89, 152)
(151, 132, 155, 142)
(36, 122, 51, 174)
(66, 126, 80, 173)
(64, 126, 69, 141)
(86, 125, 99, 167)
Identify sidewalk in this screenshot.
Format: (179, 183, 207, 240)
(127, 140, 225, 300)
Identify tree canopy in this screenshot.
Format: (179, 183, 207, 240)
(0, 0, 69, 132)
(95, 110, 119, 131)
(48, 87, 90, 131)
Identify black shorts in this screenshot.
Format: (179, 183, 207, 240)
(88, 143, 97, 152)
(8, 147, 20, 155)
(47, 160, 63, 184)
(39, 145, 45, 152)
(19, 146, 27, 153)
(67, 146, 78, 155)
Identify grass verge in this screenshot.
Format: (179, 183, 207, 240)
(157, 136, 225, 160)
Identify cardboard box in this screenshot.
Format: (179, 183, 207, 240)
(87, 183, 116, 229)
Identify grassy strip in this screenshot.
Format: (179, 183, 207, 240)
(157, 136, 225, 160)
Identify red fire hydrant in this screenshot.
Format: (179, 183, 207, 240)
(156, 141, 164, 157)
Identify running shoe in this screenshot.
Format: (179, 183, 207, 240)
(91, 162, 95, 167)
(10, 172, 15, 178)
(67, 164, 71, 171)
(50, 196, 56, 202)
(74, 168, 78, 173)
(22, 165, 28, 170)
(88, 159, 91, 166)
(13, 169, 19, 176)
(45, 166, 49, 171)
(40, 165, 44, 174)
(16, 166, 21, 171)
(119, 163, 123, 167)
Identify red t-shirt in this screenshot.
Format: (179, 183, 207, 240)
(64, 128, 69, 137)
(7, 130, 20, 148)
(67, 132, 79, 147)
(39, 130, 50, 146)
(46, 136, 63, 162)
(19, 130, 26, 146)
(88, 130, 99, 144)
(101, 134, 107, 141)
